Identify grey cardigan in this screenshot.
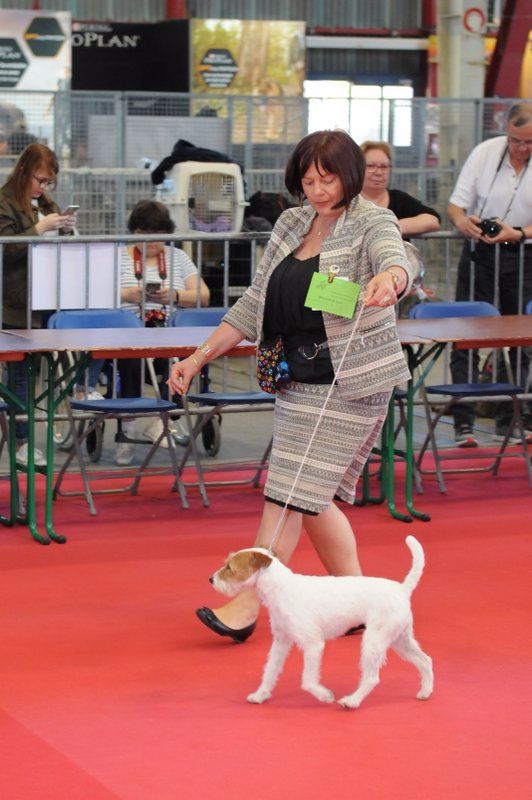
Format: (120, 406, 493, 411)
(224, 195, 413, 400)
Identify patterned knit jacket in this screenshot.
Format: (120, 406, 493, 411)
(223, 195, 413, 401)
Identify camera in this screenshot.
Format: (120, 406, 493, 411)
(144, 308, 166, 327)
(479, 218, 501, 238)
(274, 359, 292, 389)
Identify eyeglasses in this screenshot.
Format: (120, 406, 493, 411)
(507, 136, 532, 147)
(365, 163, 391, 172)
(33, 175, 56, 189)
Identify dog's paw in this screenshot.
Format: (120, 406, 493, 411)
(417, 689, 432, 701)
(306, 685, 335, 704)
(247, 689, 271, 704)
(338, 694, 360, 709)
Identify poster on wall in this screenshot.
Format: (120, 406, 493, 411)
(191, 19, 306, 144)
(0, 9, 71, 90)
(71, 21, 189, 94)
(0, 9, 71, 153)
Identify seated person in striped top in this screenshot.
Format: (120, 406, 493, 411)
(116, 200, 210, 465)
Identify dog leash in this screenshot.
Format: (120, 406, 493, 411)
(268, 294, 368, 555)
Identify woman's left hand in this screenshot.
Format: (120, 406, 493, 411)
(364, 273, 397, 308)
(148, 287, 172, 304)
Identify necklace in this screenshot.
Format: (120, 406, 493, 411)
(313, 219, 337, 239)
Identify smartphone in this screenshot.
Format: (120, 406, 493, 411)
(62, 204, 80, 216)
(146, 281, 161, 295)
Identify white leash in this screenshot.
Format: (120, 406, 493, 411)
(268, 296, 367, 554)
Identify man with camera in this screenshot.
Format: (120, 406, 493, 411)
(447, 102, 532, 447)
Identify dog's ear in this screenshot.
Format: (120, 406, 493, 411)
(251, 551, 273, 570)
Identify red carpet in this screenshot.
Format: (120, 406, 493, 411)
(0, 462, 531, 799)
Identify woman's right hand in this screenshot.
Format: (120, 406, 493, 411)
(35, 213, 69, 234)
(167, 355, 202, 396)
(121, 285, 143, 304)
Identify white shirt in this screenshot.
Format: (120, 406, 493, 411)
(120, 245, 198, 315)
(449, 135, 532, 229)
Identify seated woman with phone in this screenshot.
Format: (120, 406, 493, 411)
(115, 200, 210, 465)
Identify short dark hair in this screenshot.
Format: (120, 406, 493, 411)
(284, 129, 365, 207)
(508, 103, 532, 128)
(127, 200, 175, 233)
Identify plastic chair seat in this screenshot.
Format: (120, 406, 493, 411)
(186, 391, 274, 406)
(425, 382, 524, 397)
(70, 397, 177, 413)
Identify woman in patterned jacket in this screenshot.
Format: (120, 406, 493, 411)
(168, 130, 413, 643)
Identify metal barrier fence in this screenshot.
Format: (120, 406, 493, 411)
(0, 230, 530, 430)
(0, 229, 528, 310)
(0, 92, 526, 234)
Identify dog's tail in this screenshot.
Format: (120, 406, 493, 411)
(402, 536, 425, 596)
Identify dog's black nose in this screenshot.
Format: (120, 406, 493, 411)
(209, 576, 214, 584)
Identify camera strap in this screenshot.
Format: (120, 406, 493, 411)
(133, 247, 168, 282)
(477, 144, 529, 223)
(133, 247, 168, 321)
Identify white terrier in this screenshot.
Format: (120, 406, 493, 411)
(211, 536, 433, 709)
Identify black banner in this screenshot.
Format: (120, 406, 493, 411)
(72, 20, 189, 92)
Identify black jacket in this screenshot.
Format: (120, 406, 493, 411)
(0, 182, 63, 326)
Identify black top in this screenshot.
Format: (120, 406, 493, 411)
(263, 253, 335, 384)
(387, 189, 441, 223)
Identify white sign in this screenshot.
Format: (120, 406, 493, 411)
(31, 243, 121, 310)
(0, 9, 71, 90)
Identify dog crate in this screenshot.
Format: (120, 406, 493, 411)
(160, 161, 247, 234)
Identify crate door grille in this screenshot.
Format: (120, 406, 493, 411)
(188, 173, 235, 232)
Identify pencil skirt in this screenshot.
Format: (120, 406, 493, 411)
(264, 381, 391, 514)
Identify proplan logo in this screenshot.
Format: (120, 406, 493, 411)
(24, 17, 66, 57)
(71, 24, 141, 48)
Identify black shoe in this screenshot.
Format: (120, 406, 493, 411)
(196, 607, 256, 643)
(454, 425, 478, 448)
(344, 625, 366, 636)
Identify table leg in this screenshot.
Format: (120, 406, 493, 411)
(0, 363, 21, 527)
(383, 396, 414, 523)
(24, 355, 51, 545)
(403, 380, 431, 522)
(43, 353, 66, 543)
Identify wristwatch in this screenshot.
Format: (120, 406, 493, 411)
(513, 226, 526, 244)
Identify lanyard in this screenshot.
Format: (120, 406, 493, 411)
(132, 247, 167, 283)
(478, 144, 530, 222)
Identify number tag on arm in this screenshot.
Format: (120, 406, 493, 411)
(304, 272, 360, 319)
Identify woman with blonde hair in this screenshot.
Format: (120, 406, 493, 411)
(360, 140, 441, 238)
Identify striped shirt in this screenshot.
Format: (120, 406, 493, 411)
(120, 245, 198, 315)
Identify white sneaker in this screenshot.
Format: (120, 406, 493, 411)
(75, 389, 105, 401)
(143, 417, 169, 448)
(16, 443, 46, 467)
(115, 442, 135, 465)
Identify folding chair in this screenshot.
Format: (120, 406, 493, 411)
(526, 300, 532, 395)
(169, 307, 275, 506)
(409, 301, 531, 491)
(47, 309, 188, 514)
